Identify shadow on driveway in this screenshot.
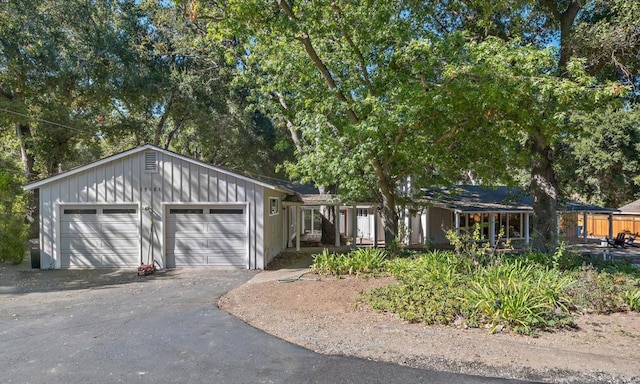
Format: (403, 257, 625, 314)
(1, 260, 191, 295)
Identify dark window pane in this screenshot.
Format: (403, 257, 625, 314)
(63, 209, 97, 215)
(169, 209, 203, 214)
(103, 208, 136, 214)
(210, 209, 244, 215)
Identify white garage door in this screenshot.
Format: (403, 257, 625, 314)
(60, 205, 140, 268)
(166, 206, 247, 268)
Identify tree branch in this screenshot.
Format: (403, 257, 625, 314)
(154, 92, 174, 146)
(277, 0, 360, 124)
(331, 2, 375, 96)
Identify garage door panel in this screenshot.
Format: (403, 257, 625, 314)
(61, 222, 138, 235)
(167, 205, 247, 267)
(100, 223, 138, 232)
(174, 254, 205, 265)
(169, 222, 207, 233)
(61, 205, 139, 268)
(173, 254, 246, 267)
(205, 223, 245, 233)
(103, 254, 139, 265)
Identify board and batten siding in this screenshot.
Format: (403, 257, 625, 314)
(35, 147, 287, 269)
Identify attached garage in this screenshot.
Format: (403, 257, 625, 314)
(59, 205, 140, 268)
(166, 205, 247, 268)
(25, 144, 295, 270)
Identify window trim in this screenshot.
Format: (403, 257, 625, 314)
(269, 197, 280, 216)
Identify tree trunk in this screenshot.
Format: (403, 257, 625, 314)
(16, 122, 35, 180)
(318, 185, 338, 245)
(379, 200, 398, 246)
(320, 206, 337, 245)
(529, 133, 558, 252)
(15, 122, 39, 238)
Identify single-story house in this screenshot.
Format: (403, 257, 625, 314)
(292, 185, 617, 248)
(24, 144, 299, 270)
(26, 145, 618, 270)
(417, 185, 618, 246)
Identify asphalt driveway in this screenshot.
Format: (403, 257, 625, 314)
(0, 264, 538, 384)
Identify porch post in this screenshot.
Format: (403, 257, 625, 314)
(454, 212, 460, 235)
(283, 205, 287, 248)
(421, 210, 428, 246)
(524, 213, 530, 245)
(287, 206, 293, 248)
(405, 207, 411, 245)
(424, 207, 430, 245)
(583, 212, 588, 243)
(489, 213, 496, 247)
(295, 205, 301, 252)
(351, 205, 357, 249)
(609, 213, 614, 240)
(373, 209, 379, 247)
(334, 205, 340, 247)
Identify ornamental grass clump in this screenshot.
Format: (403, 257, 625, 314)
(311, 247, 388, 276)
(463, 260, 575, 335)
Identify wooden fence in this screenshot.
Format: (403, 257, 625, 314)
(578, 214, 640, 238)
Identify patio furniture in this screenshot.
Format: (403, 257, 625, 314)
(625, 235, 639, 248)
(607, 232, 627, 248)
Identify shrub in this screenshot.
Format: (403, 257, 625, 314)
(567, 269, 637, 313)
(0, 215, 28, 264)
(365, 251, 470, 325)
(623, 289, 640, 311)
(463, 260, 575, 334)
(361, 242, 637, 335)
(311, 247, 388, 276)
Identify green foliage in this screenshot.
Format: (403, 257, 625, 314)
(516, 243, 582, 272)
(0, 216, 28, 264)
(366, 251, 471, 325)
(566, 269, 636, 314)
(363, 245, 638, 336)
(623, 289, 640, 311)
(464, 261, 575, 335)
(445, 224, 512, 266)
(311, 248, 388, 276)
(558, 107, 640, 207)
(0, 164, 28, 264)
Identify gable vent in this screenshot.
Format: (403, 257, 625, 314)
(144, 152, 158, 173)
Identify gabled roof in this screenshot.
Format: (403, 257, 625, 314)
(24, 144, 295, 195)
(618, 199, 640, 214)
(421, 185, 618, 214)
(272, 181, 341, 205)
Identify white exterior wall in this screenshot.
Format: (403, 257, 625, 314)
(34, 148, 283, 269)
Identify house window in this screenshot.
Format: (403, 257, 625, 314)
(357, 208, 369, 217)
(301, 207, 322, 234)
(508, 213, 522, 238)
(269, 197, 279, 215)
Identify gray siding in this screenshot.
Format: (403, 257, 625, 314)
(36, 148, 282, 269)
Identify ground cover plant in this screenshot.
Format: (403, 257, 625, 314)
(311, 239, 640, 336)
